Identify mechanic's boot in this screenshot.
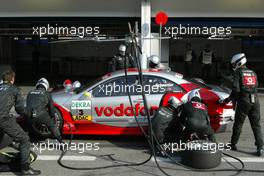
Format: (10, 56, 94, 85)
(257, 147, 264, 157)
(21, 167, 41, 175)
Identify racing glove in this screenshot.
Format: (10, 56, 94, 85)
(219, 98, 230, 104)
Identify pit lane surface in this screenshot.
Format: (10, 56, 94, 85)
(2, 92, 264, 175)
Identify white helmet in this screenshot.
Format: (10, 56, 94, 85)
(118, 44, 127, 56)
(188, 89, 201, 102)
(73, 81, 81, 89)
(36, 78, 49, 91)
(149, 55, 160, 68)
(231, 53, 247, 70)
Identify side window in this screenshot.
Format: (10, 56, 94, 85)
(143, 75, 184, 94)
(92, 76, 138, 97)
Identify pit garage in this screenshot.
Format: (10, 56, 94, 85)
(0, 18, 138, 84)
(168, 19, 264, 85)
(0, 1, 263, 87)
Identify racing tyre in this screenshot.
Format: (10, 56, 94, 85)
(181, 140, 222, 169)
(31, 108, 63, 139)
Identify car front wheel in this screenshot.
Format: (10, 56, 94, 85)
(31, 108, 63, 139)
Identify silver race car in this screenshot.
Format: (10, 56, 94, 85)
(32, 68, 234, 137)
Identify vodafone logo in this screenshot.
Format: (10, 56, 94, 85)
(243, 76, 256, 86)
(95, 103, 158, 117)
(191, 102, 207, 110)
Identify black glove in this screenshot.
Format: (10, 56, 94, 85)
(219, 98, 230, 104)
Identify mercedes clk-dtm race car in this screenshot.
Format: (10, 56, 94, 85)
(32, 69, 235, 137)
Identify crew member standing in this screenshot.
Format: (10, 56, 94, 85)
(26, 78, 63, 144)
(199, 44, 215, 81)
(111, 44, 135, 71)
(184, 43, 196, 77)
(0, 65, 12, 84)
(220, 53, 263, 156)
(0, 68, 41, 175)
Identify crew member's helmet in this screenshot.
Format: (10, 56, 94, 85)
(168, 96, 180, 109)
(36, 78, 50, 91)
(149, 55, 160, 68)
(73, 81, 81, 89)
(188, 89, 201, 102)
(230, 53, 247, 70)
(118, 44, 127, 56)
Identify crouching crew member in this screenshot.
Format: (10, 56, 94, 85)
(26, 78, 63, 144)
(0, 68, 41, 175)
(220, 53, 263, 156)
(180, 90, 216, 142)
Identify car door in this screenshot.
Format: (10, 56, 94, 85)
(90, 75, 141, 127)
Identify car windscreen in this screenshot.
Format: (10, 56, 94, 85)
(187, 78, 212, 90)
(75, 77, 103, 93)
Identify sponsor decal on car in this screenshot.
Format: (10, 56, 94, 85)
(83, 92, 91, 98)
(95, 103, 158, 117)
(72, 115, 93, 121)
(71, 100, 92, 110)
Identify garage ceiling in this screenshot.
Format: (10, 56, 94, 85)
(0, 0, 263, 18)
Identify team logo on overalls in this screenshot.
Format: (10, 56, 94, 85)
(191, 102, 206, 110)
(242, 72, 256, 86)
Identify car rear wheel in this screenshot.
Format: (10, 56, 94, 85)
(31, 108, 63, 139)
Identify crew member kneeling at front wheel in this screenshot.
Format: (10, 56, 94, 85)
(26, 78, 63, 144)
(180, 90, 216, 142)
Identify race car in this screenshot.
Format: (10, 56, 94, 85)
(33, 69, 235, 137)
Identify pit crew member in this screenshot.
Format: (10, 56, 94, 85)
(111, 44, 135, 71)
(0, 68, 41, 175)
(184, 42, 196, 77)
(180, 90, 216, 142)
(199, 44, 215, 81)
(220, 53, 264, 156)
(26, 78, 63, 144)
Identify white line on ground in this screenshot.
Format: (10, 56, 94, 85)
(151, 157, 264, 163)
(35, 155, 264, 163)
(37, 155, 96, 161)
